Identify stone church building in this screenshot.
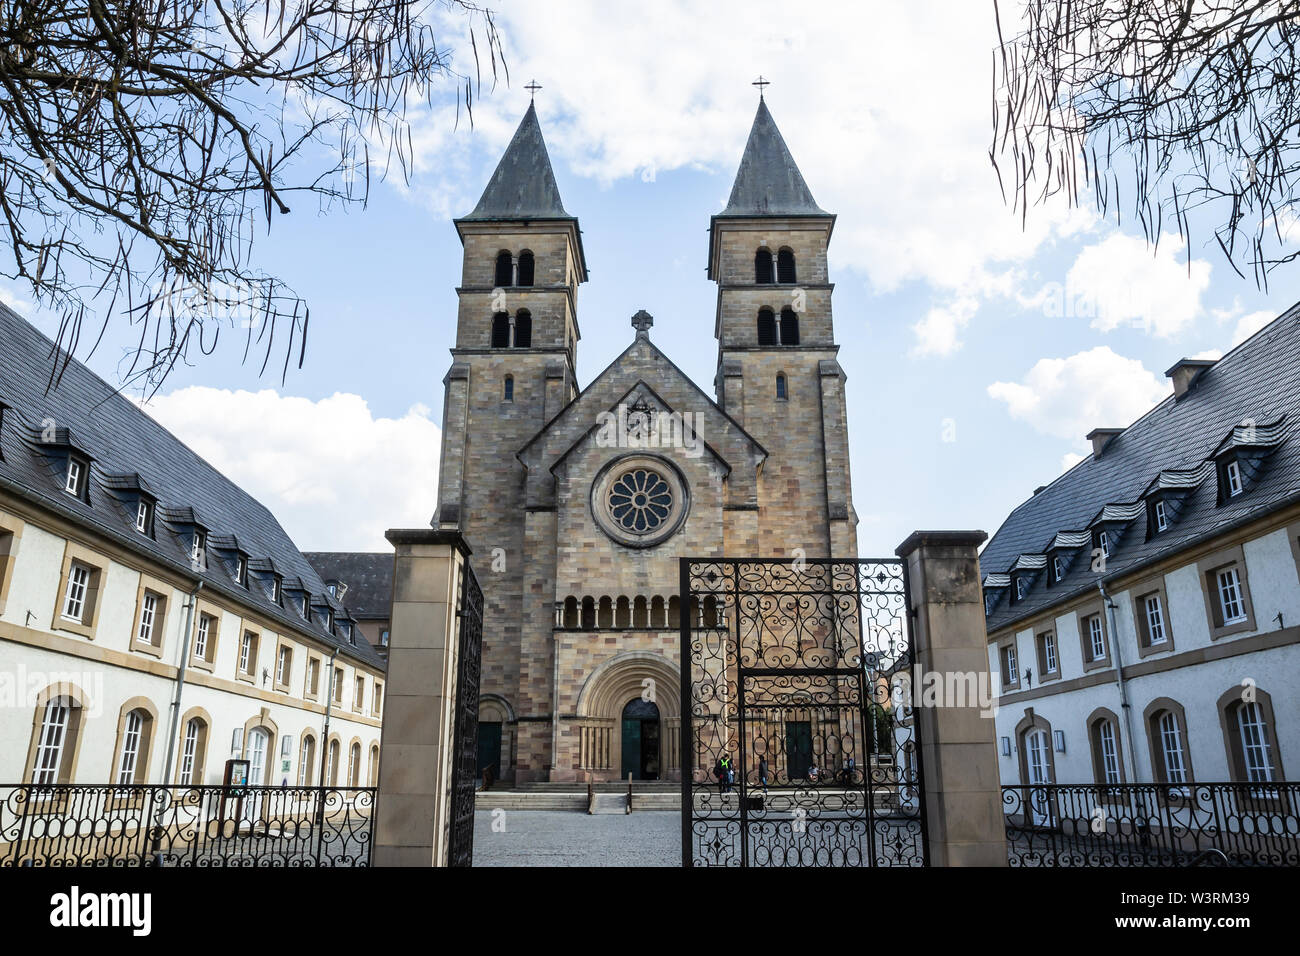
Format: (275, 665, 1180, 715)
(427, 97, 858, 784)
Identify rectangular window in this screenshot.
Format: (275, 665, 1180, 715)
(239, 631, 258, 677)
(333, 667, 344, 703)
(1038, 631, 1057, 674)
(62, 563, 90, 621)
(1143, 594, 1167, 645)
(1052, 554, 1064, 583)
(235, 556, 247, 586)
(1014, 576, 1027, 600)
(194, 613, 212, 661)
(373, 683, 383, 716)
(1098, 530, 1110, 558)
(190, 532, 205, 568)
(1226, 459, 1243, 497)
(354, 675, 364, 710)
(307, 658, 320, 697)
(1153, 499, 1168, 532)
(179, 720, 200, 785)
(1001, 643, 1018, 687)
(1217, 567, 1247, 624)
(1083, 614, 1106, 662)
(116, 711, 143, 785)
(276, 645, 292, 687)
(137, 592, 158, 644)
(135, 500, 150, 533)
(64, 459, 82, 496)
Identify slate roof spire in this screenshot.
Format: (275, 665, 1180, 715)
(718, 98, 829, 218)
(461, 101, 572, 221)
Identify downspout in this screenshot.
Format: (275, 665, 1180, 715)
(160, 580, 203, 786)
(318, 647, 339, 786)
(1098, 580, 1141, 785)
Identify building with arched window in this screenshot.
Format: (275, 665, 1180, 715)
(0, 307, 384, 787)
(981, 308, 1300, 788)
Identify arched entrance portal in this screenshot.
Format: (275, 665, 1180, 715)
(621, 698, 660, 780)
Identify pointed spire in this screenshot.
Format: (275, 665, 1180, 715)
(461, 101, 572, 220)
(718, 99, 828, 218)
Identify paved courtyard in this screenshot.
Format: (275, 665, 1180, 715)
(472, 810, 679, 866)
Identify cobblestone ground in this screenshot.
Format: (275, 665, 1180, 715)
(472, 810, 679, 866)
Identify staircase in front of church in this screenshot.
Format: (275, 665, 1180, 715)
(474, 780, 680, 811)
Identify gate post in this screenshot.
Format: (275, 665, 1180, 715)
(896, 531, 1007, 867)
(372, 529, 471, 866)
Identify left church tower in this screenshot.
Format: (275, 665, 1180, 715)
(434, 102, 587, 782)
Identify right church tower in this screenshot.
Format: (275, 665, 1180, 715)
(709, 97, 859, 557)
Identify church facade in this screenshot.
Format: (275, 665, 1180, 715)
(433, 99, 859, 783)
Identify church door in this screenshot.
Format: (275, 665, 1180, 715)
(785, 721, 813, 781)
(620, 698, 661, 780)
(477, 722, 502, 784)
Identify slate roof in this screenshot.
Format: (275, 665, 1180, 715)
(0, 304, 383, 668)
(459, 101, 573, 221)
(304, 552, 393, 621)
(982, 302, 1300, 634)
(717, 99, 830, 218)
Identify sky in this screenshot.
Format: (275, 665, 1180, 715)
(5, 0, 1298, 553)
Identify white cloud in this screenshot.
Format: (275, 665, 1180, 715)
(400, 0, 1088, 293)
(1053, 232, 1212, 338)
(911, 296, 977, 357)
(139, 388, 440, 551)
(1231, 310, 1275, 346)
(987, 346, 1168, 444)
(0, 282, 33, 313)
(1060, 451, 1086, 473)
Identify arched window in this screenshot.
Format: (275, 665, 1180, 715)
(665, 595, 679, 628)
(651, 596, 667, 628)
(757, 308, 777, 346)
(494, 250, 513, 287)
(1087, 708, 1124, 785)
(1144, 699, 1192, 785)
(615, 596, 631, 628)
(581, 596, 596, 629)
(1219, 687, 1283, 783)
(327, 738, 340, 786)
(491, 312, 510, 348)
(633, 596, 649, 628)
(517, 250, 535, 287)
(513, 310, 532, 348)
(755, 248, 774, 284)
(503, 375, 514, 403)
(31, 695, 82, 785)
(369, 744, 380, 786)
(598, 596, 614, 628)
(779, 308, 800, 345)
(776, 373, 787, 400)
(178, 717, 208, 786)
(348, 742, 361, 786)
(562, 596, 579, 629)
(115, 707, 154, 785)
(777, 247, 796, 283)
(299, 733, 316, 785)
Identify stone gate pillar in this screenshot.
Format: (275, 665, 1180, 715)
(372, 529, 471, 866)
(896, 531, 1007, 867)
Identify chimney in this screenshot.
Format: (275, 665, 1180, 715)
(1164, 358, 1216, 399)
(1086, 428, 1123, 459)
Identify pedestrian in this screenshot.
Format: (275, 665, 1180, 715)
(758, 756, 769, 796)
(713, 757, 725, 794)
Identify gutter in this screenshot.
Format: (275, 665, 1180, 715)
(1098, 580, 1142, 785)
(160, 580, 203, 786)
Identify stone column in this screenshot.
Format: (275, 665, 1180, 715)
(372, 529, 471, 867)
(895, 530, 1007, 867)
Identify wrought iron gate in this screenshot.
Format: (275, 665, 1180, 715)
(680, 558, 926, 866)
(446, 561, 484, 867)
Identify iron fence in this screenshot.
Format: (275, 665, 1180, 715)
(0, 784, 376, 866)
(1005, 782, 1300, 866)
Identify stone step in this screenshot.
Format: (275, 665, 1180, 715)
(514, 781, 677, 793)
(588, 793, 628, 815)
(474, 791, 587, 811)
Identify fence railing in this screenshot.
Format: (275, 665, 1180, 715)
(1004, 782, 1300, 866)
(0, 784, 376, 867)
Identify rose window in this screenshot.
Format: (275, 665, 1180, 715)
(607, 469, 673, 533)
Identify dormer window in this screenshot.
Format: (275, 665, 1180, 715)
(235, 555, 248, 586)
(64, 457, 86, 497)
(1153, 499, 1169, 533)
(301, 593, 310, 617)
(190, 531, 206, 569)
(1015, 576, 1028, 601)
(271, 577, 281, 604)
(1225, 459, 1244, 497)
(1051, 554, 1065, 584)
(135, 499, 152, 535)
(1098, 530, 1110, 559)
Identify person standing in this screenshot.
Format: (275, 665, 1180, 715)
(758, 756, 769, 796)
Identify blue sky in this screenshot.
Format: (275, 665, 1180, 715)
(7, 1, 1298, 553)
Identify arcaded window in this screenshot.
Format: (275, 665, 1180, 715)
(757, 308, 777, 346)
(513, 310, 532, 348)
(755, 248, 774, 283)
(494, 250, 513, 287)
(777, 248, 796, 283)
(517, 250, 535, 287)
(491, 312, 510, 348)
(779, 308, 800, 345)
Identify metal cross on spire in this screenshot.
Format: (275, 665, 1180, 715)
(752, 75, 770, 99)
(525, 79, 543, 101)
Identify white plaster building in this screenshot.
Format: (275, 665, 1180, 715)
(981, 305, 1300, 790)
(0, 305, 384, 790)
